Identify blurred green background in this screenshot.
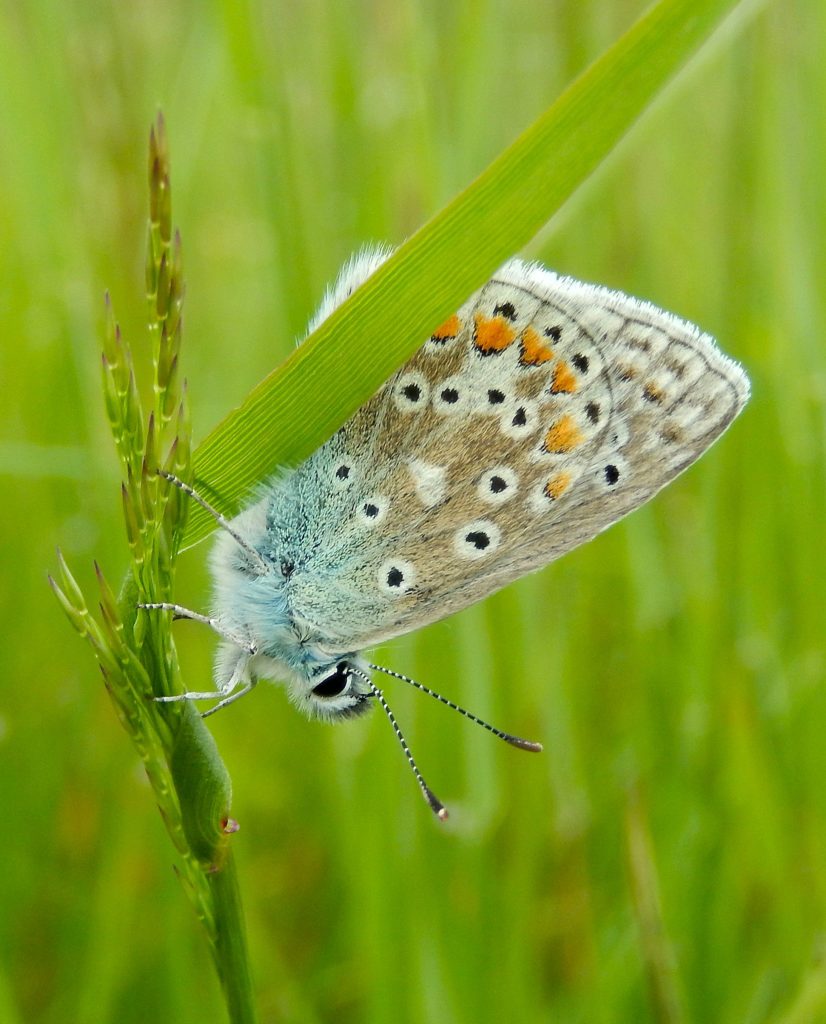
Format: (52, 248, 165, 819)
(1, 0, 822, 1021)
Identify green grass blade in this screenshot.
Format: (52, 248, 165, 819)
(186, 0, 749, 544)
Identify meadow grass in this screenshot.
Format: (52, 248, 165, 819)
(1, 0, 823, 1021)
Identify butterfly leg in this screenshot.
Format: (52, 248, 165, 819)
(200, 675, 258, 718)
(154, 644, 256, 715)
(138, 602, 257, 654)
(140, 603, 260, 715)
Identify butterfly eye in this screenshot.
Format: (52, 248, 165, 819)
(312, 663, 350, 698)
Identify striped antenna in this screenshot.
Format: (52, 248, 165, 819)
(349, 667, 448, 821)
(159, 471, 271, 574)
(369, 662, 542, 753)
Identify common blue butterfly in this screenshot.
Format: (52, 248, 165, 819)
(143, 247, 750, 817)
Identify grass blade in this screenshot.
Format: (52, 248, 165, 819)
(186, 0, 749, 538)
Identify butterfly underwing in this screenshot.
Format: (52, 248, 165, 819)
(146, 246, 750, 817)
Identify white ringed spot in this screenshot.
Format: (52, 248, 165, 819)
(432, 375, 472, 416)
(331, 459, 356, 490)
(477, 466, 519, 504)
(378, 558, 416, 595)
(357, 496, 388, 527)
(393, 372, 431, 412)
(454, 519, 501, 560)
(472, 382, 513, 416)
(593, 454, 628, 491)
(499, 398, 539, 440)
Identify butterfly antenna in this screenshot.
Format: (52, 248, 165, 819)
(350, 667, 448, 821)
(159, 471, 271, 574)
(369, 663, 542, 753)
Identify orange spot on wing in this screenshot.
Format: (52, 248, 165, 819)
(543, 414, 584, 454)
(473, 313, 517, 354)
(544, 471, 572, 500)
(550, 360, 577, 394)
(431, 314, 461, 342)
(519, 326, 554, 366)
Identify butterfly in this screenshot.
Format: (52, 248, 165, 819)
(143, 247, 750, 818)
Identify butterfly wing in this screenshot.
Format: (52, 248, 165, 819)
(287, 252, 750, 653)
